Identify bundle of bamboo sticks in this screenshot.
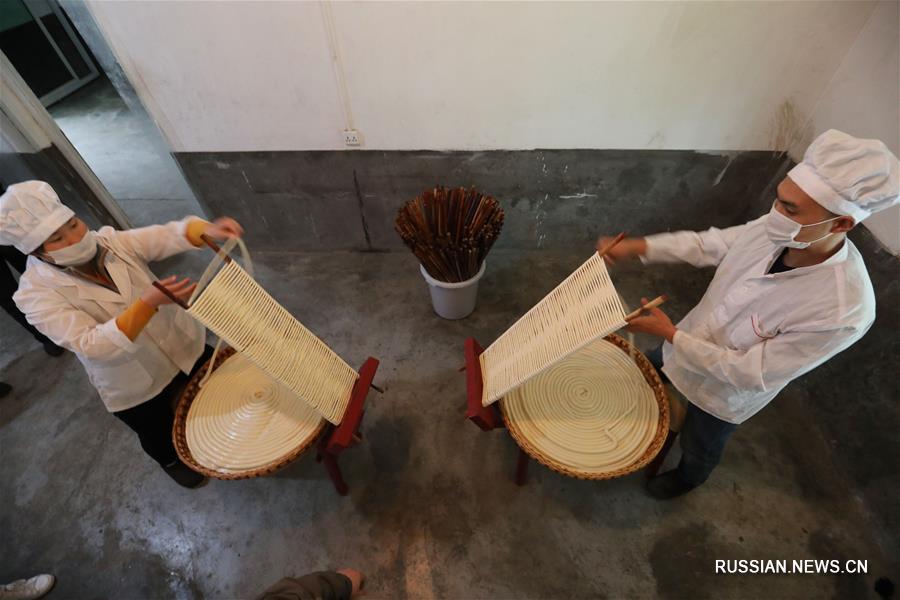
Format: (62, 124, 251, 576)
(395, 186, 504, 283)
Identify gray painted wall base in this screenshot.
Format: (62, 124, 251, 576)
(175, 149, 790, 252)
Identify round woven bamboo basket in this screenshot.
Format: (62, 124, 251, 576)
(501, 334, 669, 480)
(172, 346, 328, 480)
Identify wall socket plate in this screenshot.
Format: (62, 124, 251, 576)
(343, 129, 361, 146)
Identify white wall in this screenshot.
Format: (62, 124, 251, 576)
(794, 0, 899, 253)
(87, 1, 877, 153)
(86, 0, 897, 250)
(86, 1, 341, 153)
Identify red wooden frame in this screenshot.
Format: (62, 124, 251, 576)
(316, 357, 380, 495)
(464, 338, 502, 431)
(464, 337, 529, 485)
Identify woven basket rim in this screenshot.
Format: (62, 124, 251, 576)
(172, 346, 328, 480)
(501, 333, 670, 481)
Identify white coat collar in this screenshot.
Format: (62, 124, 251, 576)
(758, 238, 851, 279)
(28, 244, 134, 305)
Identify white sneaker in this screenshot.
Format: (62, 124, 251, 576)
(0, 574, 55, 600)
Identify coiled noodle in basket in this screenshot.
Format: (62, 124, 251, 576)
(183, 350, 326, 475)
(502, 335, 668, 479)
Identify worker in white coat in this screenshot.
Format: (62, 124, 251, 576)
(598, 129, 899, 499)
(0, 181, 243, 488)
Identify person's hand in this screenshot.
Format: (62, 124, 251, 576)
(626, 297, 677, 342)
(336, 568, 365, 598)
(596, 236, 647, 265)
(141, 275, 196, 309)
(204, 217, 244, 241)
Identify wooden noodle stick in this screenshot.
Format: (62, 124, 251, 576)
(200, 234, 232, 263)
(624, 295, 669, 322)
(152, 280, 189, 309)
(395, 186, 505, 282)
(596, 232, 626, 259)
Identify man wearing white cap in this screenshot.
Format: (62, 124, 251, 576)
(0, 180, 243, 489)
(597, 129, 899, 499)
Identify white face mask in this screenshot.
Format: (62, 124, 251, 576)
(46, 230, 98, 266)
(765, 203, 840, 249)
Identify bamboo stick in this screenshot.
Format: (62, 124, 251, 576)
(152, 280, 190, 309)
(596, 232, 626, 259)
(395, 186, 504, 283)
(624, 295, 669, 322)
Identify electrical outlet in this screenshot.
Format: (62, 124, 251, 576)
(343, 129, 361, 147)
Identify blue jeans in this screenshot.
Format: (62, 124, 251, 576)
(646, 345, 738, 486)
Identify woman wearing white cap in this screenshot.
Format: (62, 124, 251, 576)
(0, 180, 243, 489)
(597, 129, 899, 499)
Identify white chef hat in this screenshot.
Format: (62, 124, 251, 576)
(788, 129, 899, 223)
(0, 181, 75, 253)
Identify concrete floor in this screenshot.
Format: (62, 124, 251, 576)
(49, 77, 204, 226)
(1, 245, 895, 599)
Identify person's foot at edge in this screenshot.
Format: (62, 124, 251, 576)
(646, 469, 696, 500)
(0, 573, 56, 600)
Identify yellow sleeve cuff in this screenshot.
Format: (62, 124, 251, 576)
(186, 218, 211, 247)
(116, 299, 157, 341)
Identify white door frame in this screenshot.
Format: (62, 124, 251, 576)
(1, 50, 131, 228)
(22, 0, 101, 106)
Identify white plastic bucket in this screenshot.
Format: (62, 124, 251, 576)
(419, 260, 487, 320)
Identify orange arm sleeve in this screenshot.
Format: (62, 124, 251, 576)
(115, 299, 157, 341)
(186, 218, 211, 247)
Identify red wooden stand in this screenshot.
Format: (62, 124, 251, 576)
(464, 338, 500, 430)
(316, 357, 380, 495)
(464, 337, 530, 485)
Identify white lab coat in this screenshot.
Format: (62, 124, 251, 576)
(14, 218, 206, 413)
(642, 215, 876, 424)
